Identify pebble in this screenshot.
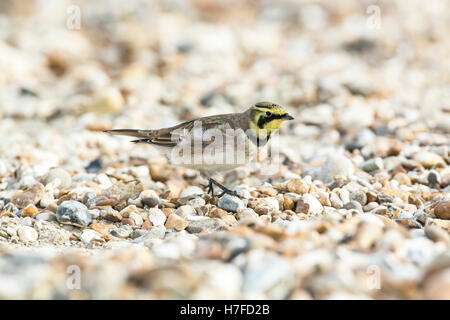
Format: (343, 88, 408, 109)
(111, 227, 131, 239)
(252, 197, 279, 213)
(393, 172, 411, 186)
(129, 212, 143, 227)
(329, 192, 343, 209)
(11, 183, 44, 209)
(165, 213, 189, 231)
(90, 222, 111, 235)
(413, 151, 445, 168)
(42, 168, 72, 189)
(141, 221, 152, 230)
(296, 194, 323, 215)
(21, 204, 39, 218)
(337, 188, 350, 204)
(218, 195, 245, 212)
(344, 201, 363, 212)
(119, 205, 138, 218)
(318, 154, 354, 183)
(180, 186, 204, 198)
(286, 178, 309, 194)
(235, 208, 259, 221)
(141, 197, 160, 208)
(363, 202, 378, 212)
(80, 229, 102, 244)
(35, 211, 56, 221)
(133, 225, 166, 244)
(121, 218, 135, 226)
(175, 205, 197, 219)
(434, 200, 450, 220)
(360, 157, 384, 172)
(349, 190, 367, 206)
(427, 170, 441, 187)
(56, 200, 92, 227)
(102, 207, 122, 222)
(88, 87, 124, 114)
(17, 226, 38, 243)
(186, 217, 227, 234)
(188, 197, 206, 208)
(148, 208, 167, 226)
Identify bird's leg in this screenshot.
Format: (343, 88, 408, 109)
(208, 178, 242, 198)
(200, 179, 215, 197)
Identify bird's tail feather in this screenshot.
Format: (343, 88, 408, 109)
(103, 129, 153, 138)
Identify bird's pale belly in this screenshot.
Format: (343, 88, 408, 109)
(163, 135, 259, 176)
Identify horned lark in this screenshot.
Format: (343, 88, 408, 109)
(105, 102, 294, 197)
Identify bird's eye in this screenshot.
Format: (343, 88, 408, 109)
(266, 111, 271, 116)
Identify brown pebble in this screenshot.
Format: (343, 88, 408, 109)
(165, 213, 188, 231)
(113, 200, 128, 212)
(91, 222, 111, 235)
(373, 214, 398, 228)
(0, 211, 16, 218)
(141, 221, 152, 230)
(366, 191, 378, 203)
(434, 200, 450, 220)
(258, 186, 278, 197)
(149, 163, 170, 182)
(11, 183, 45, 208)
(317, 192, 331, 207)
(221, 214, 237, 226)
(295, 199, 310, 214)
(96, 199, 117, 207)
(21, 204, 39, 217)
(286, 178, 309, 194)
(166, 179, 187, 199)
(212, 208, 237, 226)
(283, 197, 295, 211)
(121, 218, 135, 226)
(56, 192, 77, 205)
(393, 172, 411, 186)
(395, 218, 422, 229)
(162, 207, 174, 217)
(103, 208, 122, 222)
(211, 208, 228, 219)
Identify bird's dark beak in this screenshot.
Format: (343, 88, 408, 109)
(284, 113, 294, 120)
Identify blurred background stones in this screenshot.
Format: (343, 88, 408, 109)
(0, 0, 449, 299)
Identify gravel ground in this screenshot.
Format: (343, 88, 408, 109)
(0, 0, 449, 299)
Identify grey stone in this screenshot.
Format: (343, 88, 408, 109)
(186, 217, 227, 233)
(349, 190, 367, 206)
(133, 225, 166, 244)
(344, 201, 363, 212)
(111, 227, 131, 239)
(56, 200, 91, 227)
(360, 157, 384, 172)
(141, 197, 160, 207)
(218, 195, 245, 212)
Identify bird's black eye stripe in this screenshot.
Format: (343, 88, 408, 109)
(266, 111, 271, 116)
(257, 113, 286, 128)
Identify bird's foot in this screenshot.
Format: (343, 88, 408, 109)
(200, 180, 215, 198)
(202, 178, 243, 199)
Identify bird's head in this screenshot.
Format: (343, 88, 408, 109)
(247, 101, 294, 136)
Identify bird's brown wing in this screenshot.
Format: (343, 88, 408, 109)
(104, 113, 240, 147)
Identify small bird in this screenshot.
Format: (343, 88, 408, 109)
(105, 102, 294, 197)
